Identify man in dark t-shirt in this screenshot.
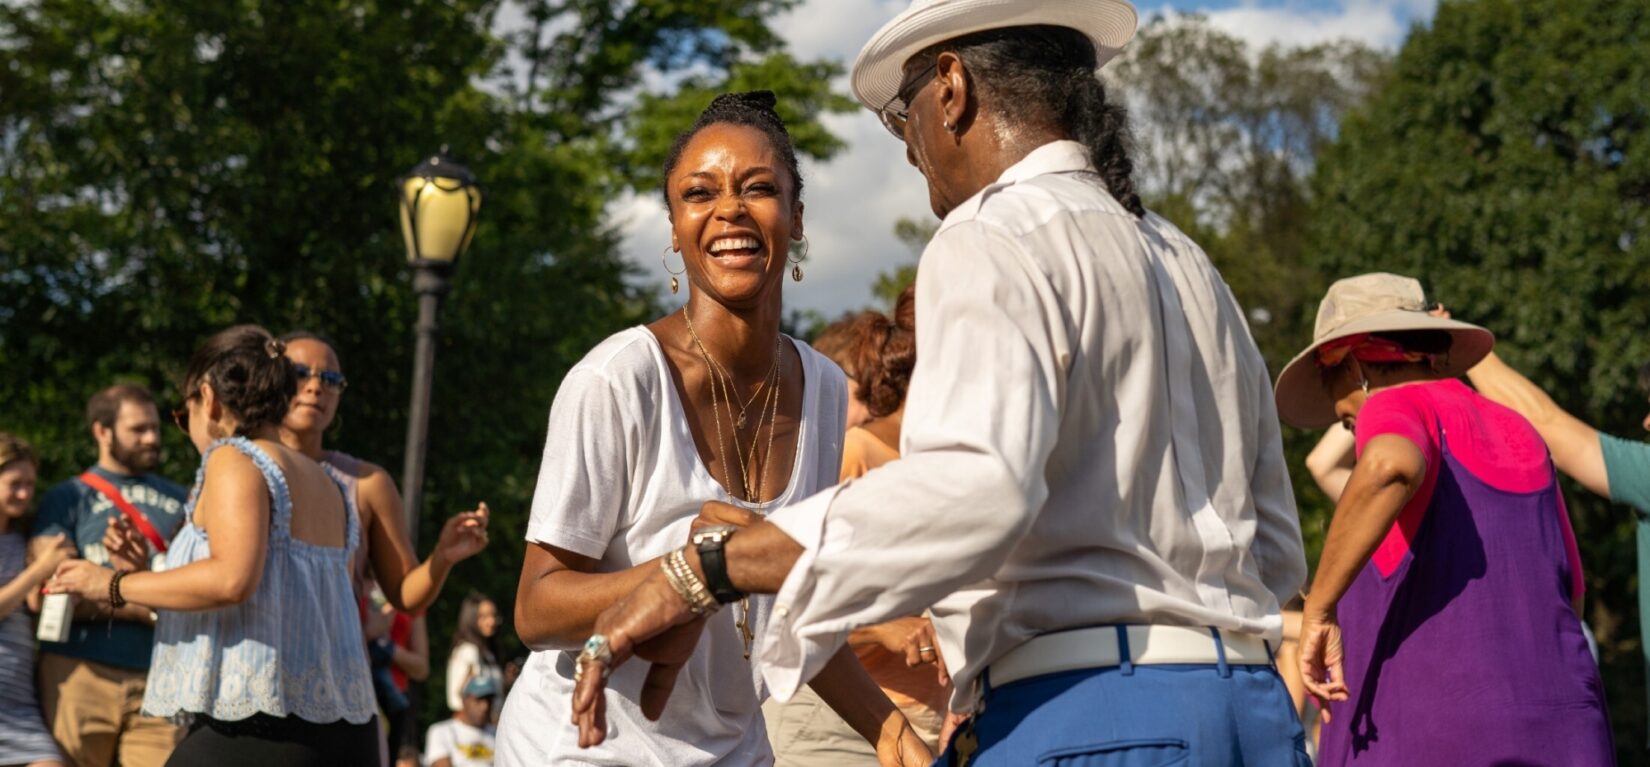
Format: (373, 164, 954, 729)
(32, 383, 185, 767)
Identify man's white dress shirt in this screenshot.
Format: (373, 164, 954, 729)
(758, 141, 1307, 712)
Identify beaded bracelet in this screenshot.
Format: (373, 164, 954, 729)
(109, 570, 127, 609)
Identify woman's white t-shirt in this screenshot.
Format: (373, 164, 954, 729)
(496, 327, 846, 767)
(446, 642, 503, 711)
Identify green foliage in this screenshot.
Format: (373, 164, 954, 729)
(1308, 0, 1650, 753)
(0, 0, 848, 733)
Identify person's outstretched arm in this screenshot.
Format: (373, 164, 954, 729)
(1305, 424, 1357, 503)
(49, 448, 271, 610)
(1467, 351, 1609, 497)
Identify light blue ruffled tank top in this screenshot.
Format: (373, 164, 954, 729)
(143, 437, 375, 724)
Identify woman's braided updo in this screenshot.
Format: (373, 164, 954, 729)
(660, 90, 805, 211)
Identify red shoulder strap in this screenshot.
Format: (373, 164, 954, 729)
(79, 471, 169, 554)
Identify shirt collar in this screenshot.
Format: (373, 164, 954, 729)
(994, 140, 1094, 186)
(936, 140, 1096, 232)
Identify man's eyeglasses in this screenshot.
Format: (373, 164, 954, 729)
(878, 60, 939, 140)
(293, 363, 348, 392)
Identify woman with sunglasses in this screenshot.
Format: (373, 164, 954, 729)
(48, 325, 379, 765)
(496, 91, 930, 767)
(277, 332, 490, 757)
(276, 332, 489, 617)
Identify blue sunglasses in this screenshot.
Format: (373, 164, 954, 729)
(292, 363, 348, 391)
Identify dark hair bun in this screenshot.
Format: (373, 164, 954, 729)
(850, 285, 917, 419)
(184, 325, 298, 436)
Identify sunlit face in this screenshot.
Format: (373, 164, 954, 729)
(283, 339, 343, 436)
(894, 55, 968, 219)
(668, 123, 802, 308)
(99, 400, 162, 474)
(477, 599, 499, 638)
(0, 462, 36, 521)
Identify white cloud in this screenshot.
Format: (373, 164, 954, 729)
(1147, 0, 1439, 51)
(614, 0, 1441, 318)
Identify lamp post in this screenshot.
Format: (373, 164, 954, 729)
(397, 147, 481, 547)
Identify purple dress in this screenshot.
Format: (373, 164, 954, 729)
(1318, 380, 1613, 766)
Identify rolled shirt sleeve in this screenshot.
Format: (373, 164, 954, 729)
(758, 222, 1063, 700)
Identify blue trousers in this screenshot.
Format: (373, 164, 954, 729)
(936, 660, 1310, 766)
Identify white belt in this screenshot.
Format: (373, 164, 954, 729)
(989, 625, 1273, 688)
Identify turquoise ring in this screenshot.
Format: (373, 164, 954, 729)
(579, 634, 614, 667)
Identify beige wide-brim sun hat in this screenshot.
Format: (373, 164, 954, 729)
(850, 0, 1140, 111)
(1274, 273, 1496, 429)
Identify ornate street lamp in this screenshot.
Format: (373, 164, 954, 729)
(397, 147, 481, 546)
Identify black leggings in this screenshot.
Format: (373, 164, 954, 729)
(166, 713, 379, 767)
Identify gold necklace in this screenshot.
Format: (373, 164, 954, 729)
(702, 332, 779, 429)
(683, 308, 782, 503)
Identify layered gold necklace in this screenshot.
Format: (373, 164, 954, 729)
(683, 307, 785, 656)
(682, 307, 784, 505)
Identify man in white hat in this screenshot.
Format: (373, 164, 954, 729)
(569, 2, 1310, 763)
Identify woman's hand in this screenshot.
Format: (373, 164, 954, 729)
(47, 559, 115, 603)
(432, 502, 490, 568)
(1298, 603, 1348, 718)
(571, 564, 705, 748)
(876, 716, 934, 767)
(103, 516, 151, 573)
(938, 712, 970, 752)
(867, 616, 949, 686)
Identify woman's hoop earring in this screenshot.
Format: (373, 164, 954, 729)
(789, 236, 808, 282)
(662, 245, 686, 295)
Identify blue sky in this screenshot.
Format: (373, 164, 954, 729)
(604, 0, 1442, 318)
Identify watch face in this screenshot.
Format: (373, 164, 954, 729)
(692, 524, 737, 545)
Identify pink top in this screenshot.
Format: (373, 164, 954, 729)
(1354, 379, 1584, 601)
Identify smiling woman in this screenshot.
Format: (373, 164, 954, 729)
(496, 91, 931, 766)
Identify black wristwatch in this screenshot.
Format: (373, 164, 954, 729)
(690, 524, 745, 605)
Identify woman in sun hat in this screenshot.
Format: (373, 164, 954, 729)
(1282, 273, 1613, 766)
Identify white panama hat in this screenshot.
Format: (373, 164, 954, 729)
(1273, 273, 1495, 429)
(850, 0, 1140, 112)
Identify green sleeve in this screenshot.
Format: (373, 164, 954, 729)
(1599, 432, 1650, 519)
